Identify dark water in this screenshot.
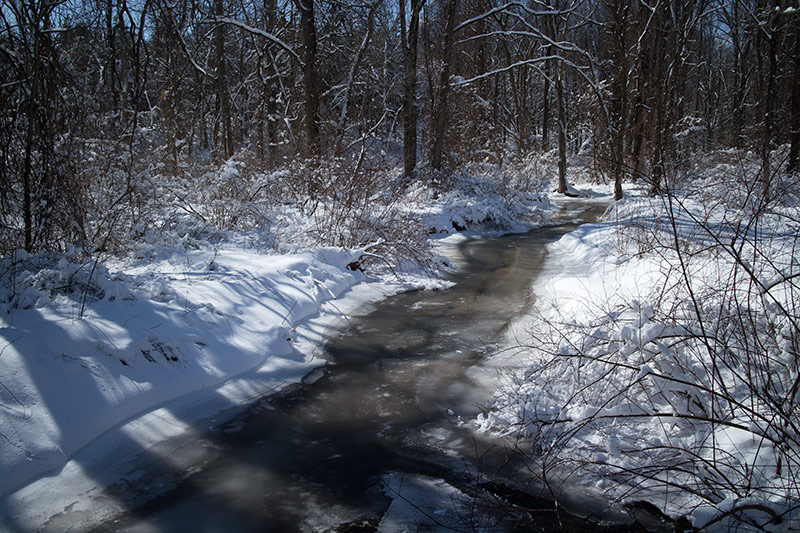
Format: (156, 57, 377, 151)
(48, 202, 640, 532)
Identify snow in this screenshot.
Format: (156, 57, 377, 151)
(0, 237, 437, 528)
(481, 172, 800, 531)
(0, 244, 374, 520)
(5, 149, 796, 531)
(0, 274, 405, 531)
(400, 166, 550, 235)
(0, 160, 552, 530)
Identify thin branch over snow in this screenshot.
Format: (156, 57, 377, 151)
(453, 1, 580, 34)
(451, 55, 583, 87)
(212, 16, 302, 66)
(483, 175, 800, 530)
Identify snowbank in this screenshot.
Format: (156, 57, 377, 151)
(481, 184, 800, 531)
(0, 244, 373, 498)
(0, 160, 554, 528)
(399, 165, 551, 235)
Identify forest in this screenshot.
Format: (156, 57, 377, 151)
(1, 0, 798, 258)
(1, 1, 800, 531)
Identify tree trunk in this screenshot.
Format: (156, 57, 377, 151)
(22, 92, 36, 252)
(761, 3, 780, 197)
(731, 0, 746, 147)
(555, 60, 568, 194)
(214, 0, 234, 160)
(541, 58, 550, 151)
(649, 14, 667, 195)
(106, 0, 120, 110)
(296, 0, 320, 158)
(402, 0, 423, 177)
(257, 68, 266, 164)
(22, 3, 50, 252)
(335, 2, 378, 156)
(630, 48, 647, 183)
(262, 0, 279, 167)
(608, 0, 629, 201)
(431, 0, 456, 171)
(788, 12, 799, 173)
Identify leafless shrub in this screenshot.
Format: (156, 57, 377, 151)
(280, 158, 436, 271)
(488, 158, 800, 530)
(198, 154, 279, 231)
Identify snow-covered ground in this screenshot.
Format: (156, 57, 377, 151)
(481, 172, 800, 530)
(0, 163, 553, 530)
(1, 245, 369, 525)
(6, 150, 795, 532)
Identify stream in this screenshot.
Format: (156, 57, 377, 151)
(53, 201, 643, 532)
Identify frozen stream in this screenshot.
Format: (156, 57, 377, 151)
(48, 201, 632, 532)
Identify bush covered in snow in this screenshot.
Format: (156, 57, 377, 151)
(481, 157, 800, 531)
(402, 160, 550, 235)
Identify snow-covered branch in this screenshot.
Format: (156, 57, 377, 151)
(212, 16, 302, 66)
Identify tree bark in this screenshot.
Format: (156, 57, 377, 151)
(105, 0, 120, 109)
(541, 58, 550, 151)
(296, 0, 320, 158)
(402, 0, 423, 178)
(731, 0, 746, 147)
(259, 0, 280, 167)
(607, 0, 629, 201)
(555, 60, 568, 194)
(431, 0, 456, 171)
(760, 3, 780, 197)
(214, 0, 234, 160)
(630, 46, 647, 183)
(649, 8, 667, 195)
(21, 2, 50, 252)
(22, 84, 36, 252)
(335, 1, 379, 156)
(545, 6, 568, 194)
(788, 11, 799, 173)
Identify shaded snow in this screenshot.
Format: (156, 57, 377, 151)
(0, 163, 552, 530)
(0, 246, 363, 494)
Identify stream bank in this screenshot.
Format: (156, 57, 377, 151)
(47, 200, 671, 532)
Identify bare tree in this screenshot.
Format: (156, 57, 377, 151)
(400, 0, 424, 178)
(604, 0, 631, 201)
(492, 168, 800, 529)
(790, 10, 800, 173)
(254, 0, 281, 166)
(1, 0, 74, 252)
(430, 0, 456, 172)
(333, 0, 382, 156)
(294, 0, 321, 158)
(214, 0, 235, 160)
(545, 0, 569, 195)
(0, 0, 797, 257)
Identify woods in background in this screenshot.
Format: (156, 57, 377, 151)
(1, 0, 798, 254)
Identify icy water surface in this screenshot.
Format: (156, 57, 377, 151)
(48, 201, 645, 532)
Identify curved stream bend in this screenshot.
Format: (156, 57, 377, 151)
(61, 201, 627, 532)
